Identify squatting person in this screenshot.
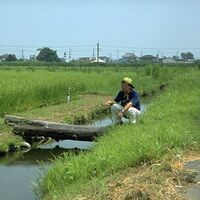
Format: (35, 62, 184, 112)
(105, 77, 141, 124)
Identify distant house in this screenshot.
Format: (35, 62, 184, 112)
(60, 58, 66, 62)
(162, 58, 177, 64)
(140, 55, 159, 63)
(186, 59, 195, 63)
(30, 55, 36, 61)
(91, 58, 106, 63)
(99, 56, 110, 62)
(77, 57, 91, 63)
(119, 53, 137, 63)
(0, 54, 9, 62)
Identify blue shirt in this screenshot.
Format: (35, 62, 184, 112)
(114, 90, 140, 110)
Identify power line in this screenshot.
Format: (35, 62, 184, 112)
(0, 44, 96, 48)
(101, 45, 200, 51)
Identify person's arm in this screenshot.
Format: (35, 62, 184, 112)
(130, 92, 139, 108)
(122, 102, 133, 113)
(118, 102, 133, 118)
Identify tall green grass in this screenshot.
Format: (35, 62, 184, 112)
(39, 69, 200, 200)
(0, 66, 178, 116)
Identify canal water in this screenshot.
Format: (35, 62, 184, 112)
(0, 101, 151, 200)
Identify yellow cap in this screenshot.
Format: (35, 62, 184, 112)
(122, 77, 134, 88)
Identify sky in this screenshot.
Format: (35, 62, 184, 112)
(1, 0, 200, 59)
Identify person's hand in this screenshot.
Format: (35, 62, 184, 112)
(105, 101, 114, 106)
(117, 111, 123, 118)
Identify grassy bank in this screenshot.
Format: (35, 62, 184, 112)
(0, 116, 23, 154)
(39, 69, 200, 200)
(0, 65, 180, 154)
(0, 65, 191, 149)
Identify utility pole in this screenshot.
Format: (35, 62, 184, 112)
(96, 41, 100, 62)
(110, 52, 112, 61)
(140, 50, 143, 58)
(117, 50, 119, 60)
(68, 48, 72, 62)
(64, 52, 67, 71)
(64, 52, 67, 62)
(21, 49, 24, 61)
(157, 50, 160, 58)
(92, 48, 95, 59)
(176, 51, 179, 58)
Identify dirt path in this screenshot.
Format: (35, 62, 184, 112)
(75, 151, 200, 200)
(179, 152, 200, 200)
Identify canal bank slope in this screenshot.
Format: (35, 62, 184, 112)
(40, 69, 200, 200)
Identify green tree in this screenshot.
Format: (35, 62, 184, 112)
(181, 52, 194, 60)
(36, 47, 60, 62)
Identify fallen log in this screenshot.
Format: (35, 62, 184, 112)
(13, 124, 106, 141)
(5, 115, 67, 128)
(5, 115, 107, 141)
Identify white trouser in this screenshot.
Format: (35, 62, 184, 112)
(111, 103, 141, 124)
